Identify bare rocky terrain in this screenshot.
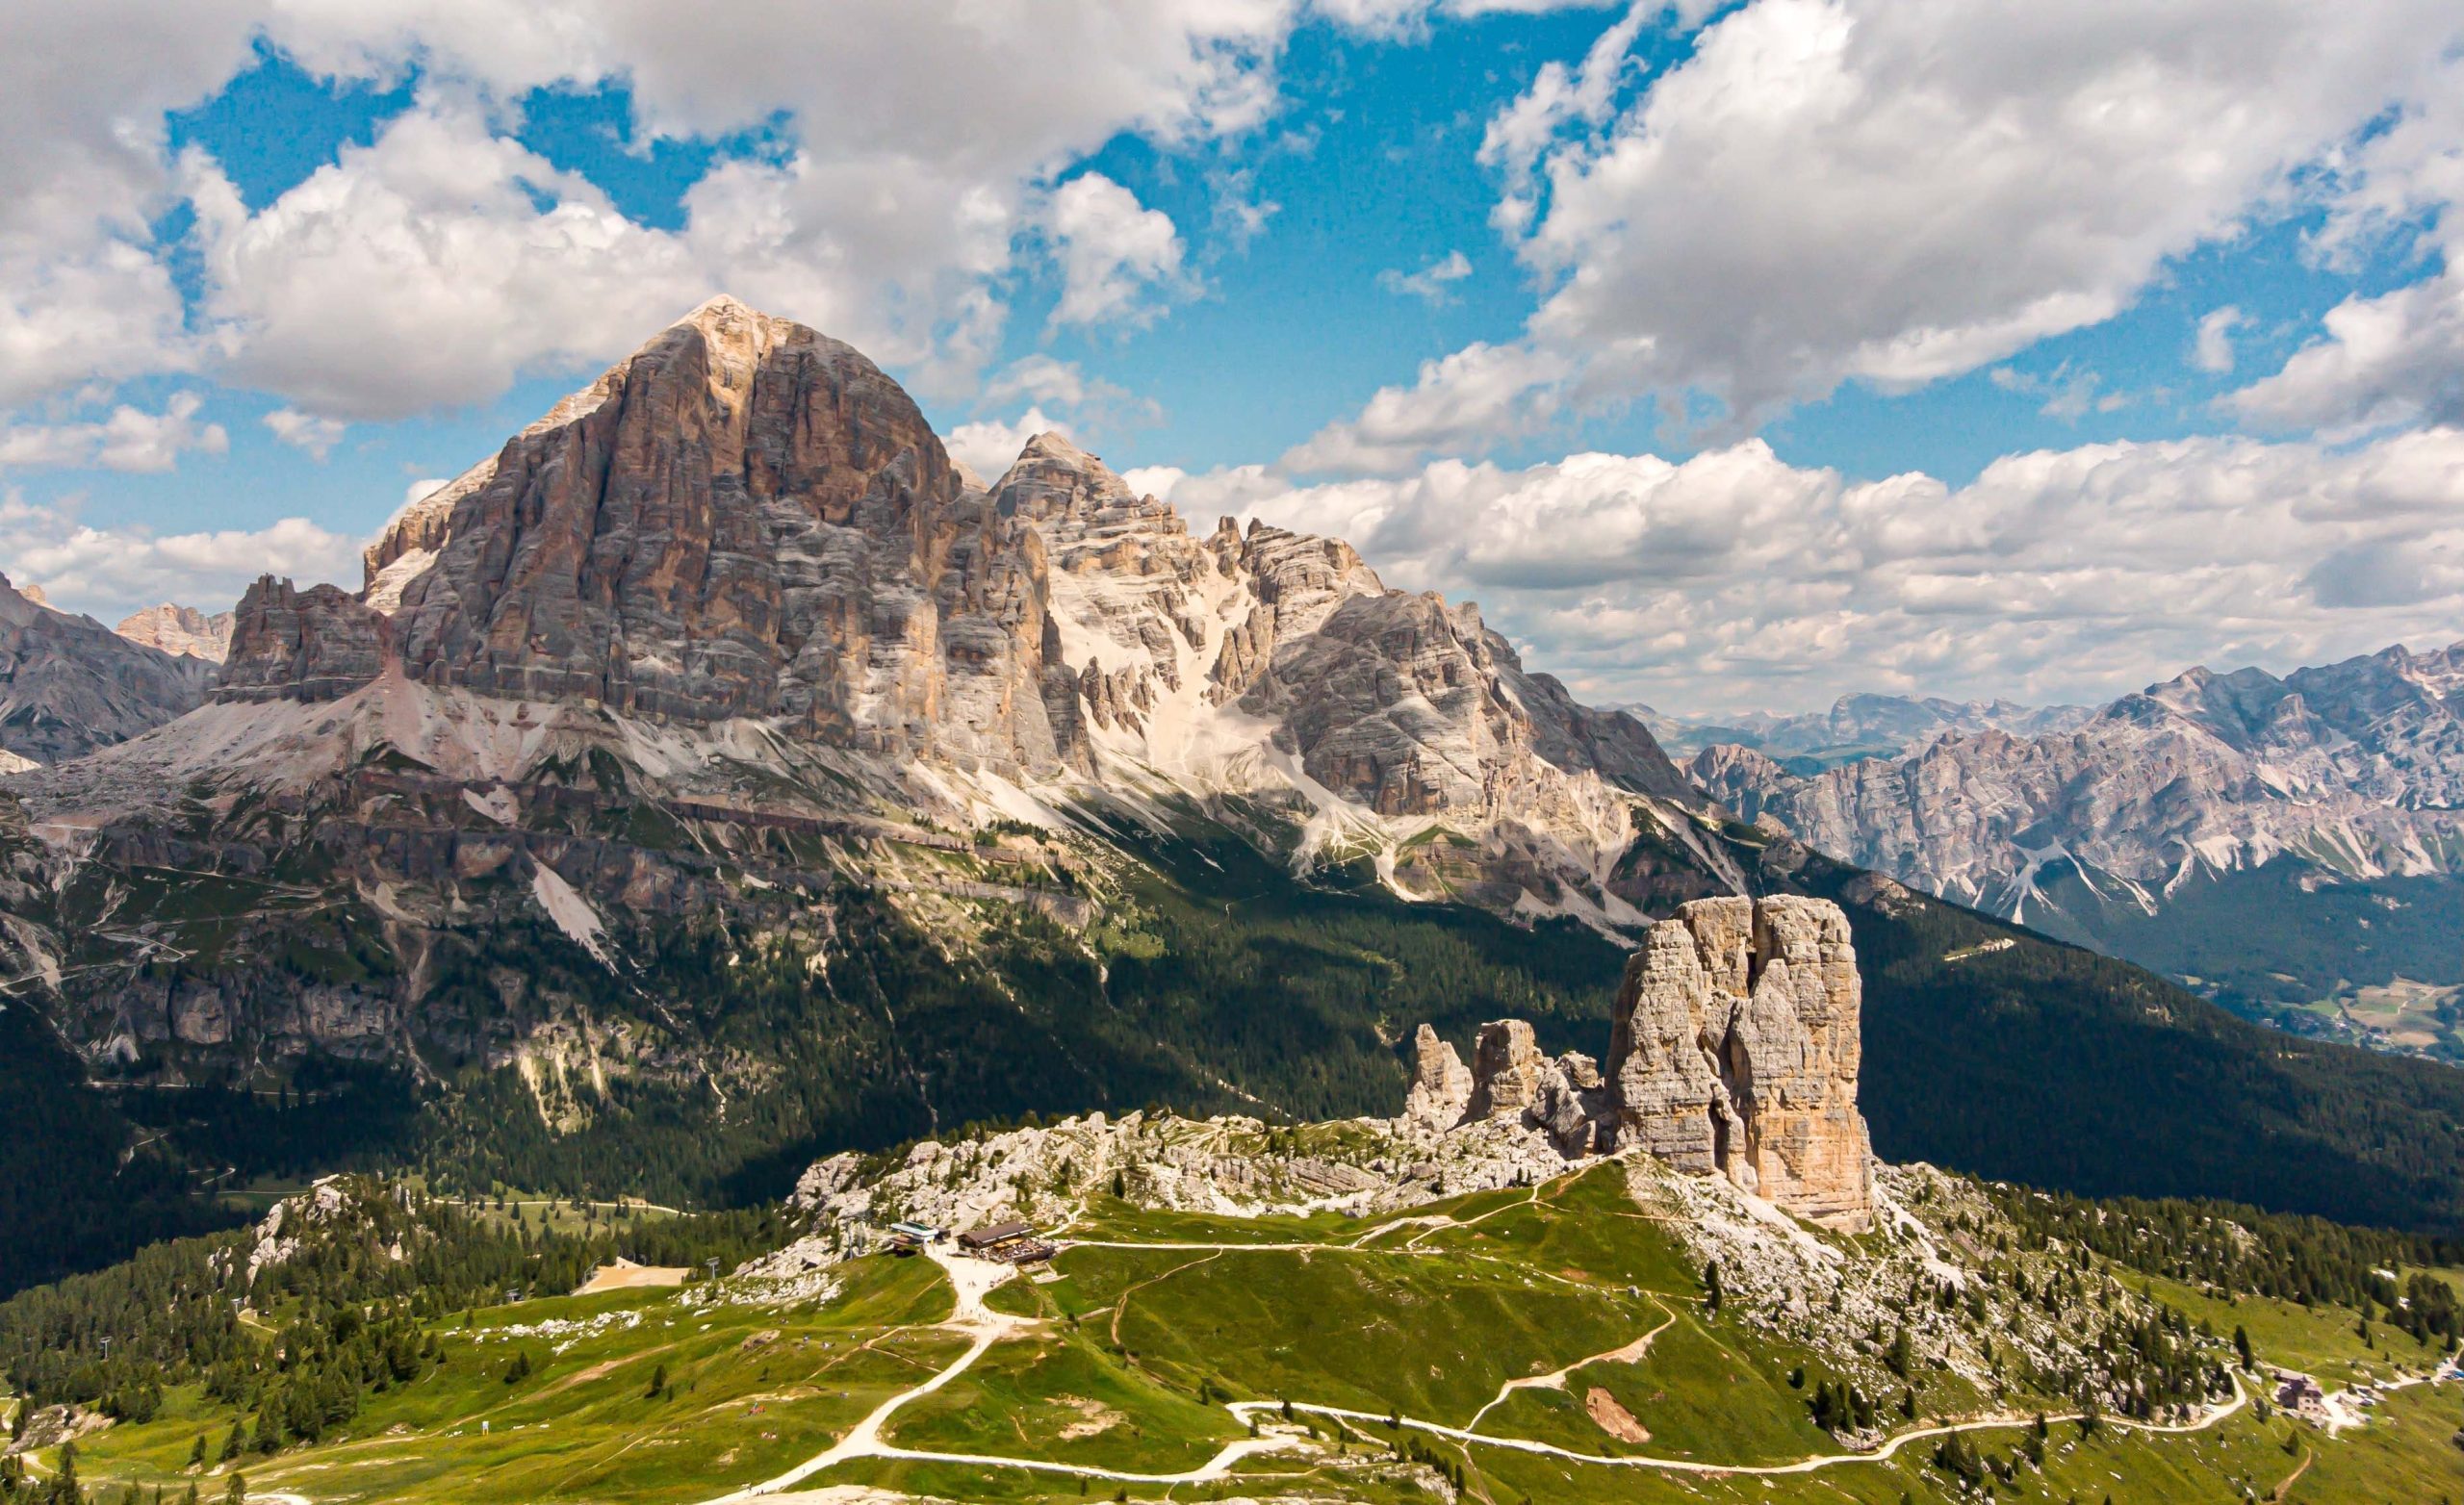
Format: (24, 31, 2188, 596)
(0, 574, 213, 765)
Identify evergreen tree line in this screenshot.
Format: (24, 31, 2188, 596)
(0, 1178, 783, 1417)
(1980, 1184, 2464, 1345)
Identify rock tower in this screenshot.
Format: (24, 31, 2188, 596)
(1409, 893, 1873, 1230)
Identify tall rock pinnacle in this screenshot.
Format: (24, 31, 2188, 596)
(1606, 896, 1873, 1229)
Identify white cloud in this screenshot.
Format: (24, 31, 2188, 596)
(0, 243, 198, 410)
(1376, 249, 1474, 304)
(982, 354, 1163, 436)
(1041, 174, 1191, 329)
(263, 407, 347, 460)
(0, 493, 357, 622)
(2233, 273, 2464, 433)
(185, 98, 708, 422)
(2228, 65, 2464, 433)
(1476, 1, 1650, 236)
(1298, 0, 2464, 474)
(0, 2, 1314, 418)
(943, 407, 1074, 481)
(1530, 0, 2457, 412)
(1990, 363, 2125, 421)
(1281, 340, 1572, 474)
(2193, 306, 2246, 374)
(1163, 425, 2464, 712)
(0, 393, 228, 474)
(1316, 0, 1624, 40)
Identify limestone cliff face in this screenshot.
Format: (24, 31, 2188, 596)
(1400, 896, 1871, 1225)
(222, 297, 1089, 779)
(183, 298, 1705, 921)
(217, 580, 389, 703)
(1605, 896, 1872, 1228)
(1243, 591, 1693, 819)
(1402, 1023, 1474, 1130)
(115, 603, 235, 663)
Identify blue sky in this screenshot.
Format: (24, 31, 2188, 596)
(3, 1, 2460, 713)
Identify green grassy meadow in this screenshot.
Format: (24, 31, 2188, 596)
(38, 1165, 2464, 1505)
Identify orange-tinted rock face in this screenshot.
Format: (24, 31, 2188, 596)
(208, 297, 1702, 918)
(1606, 895, 1873, 1229)
(116, 604, 235, 663)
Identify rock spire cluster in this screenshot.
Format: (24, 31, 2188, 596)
(1411, 893, 1873, 1229)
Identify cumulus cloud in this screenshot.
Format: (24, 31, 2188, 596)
(2229, 66, 2464, 433)
(0, 2, 1317, 417)
(2193, 307, 2246, 374)
(1376, 249, 1474, 304)
(943, 407, 1074, 481)
(1317, 0, 1630, 42)
(0, 492, 357, 622)
(2234, 273, 2464, 433)
(1145, 426, 2464, 713)
(0, 393, 228, 474)
(1041, 174, 1191, 329)
(262, 407, 347, 460)
(1297, 0, 2464, 472)
(185, 97, 707, 421)
(1282, 340, 1572, 474)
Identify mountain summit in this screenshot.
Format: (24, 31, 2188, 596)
(137, 298, 1702, 922)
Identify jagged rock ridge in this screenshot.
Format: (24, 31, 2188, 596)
(1694, 644, 2464, 925)
(183, 296, 1696, 918)
(0, 574, 213, 765)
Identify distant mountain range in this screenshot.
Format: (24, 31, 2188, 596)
(1692, 646, 2464, 1059)
(115, 601, 234, 662)
(1632, 694, 2092, 770)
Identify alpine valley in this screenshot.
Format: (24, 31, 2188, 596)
(5, 301, 2464, 1505)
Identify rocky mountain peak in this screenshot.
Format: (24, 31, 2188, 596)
(115, 602, 235, 662)
(1396, 896, 1873, 1228)
(0, 573, 214, 765)
(99, 299, 1706, 924)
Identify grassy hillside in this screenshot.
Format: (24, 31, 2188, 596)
(16, 1161, 2459, 1505)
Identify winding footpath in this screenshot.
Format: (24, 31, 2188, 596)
(701, 1247, 1304, 1501)
(696, 1236, 2261, 1502)
(1230, 1373, 2248, 1480)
